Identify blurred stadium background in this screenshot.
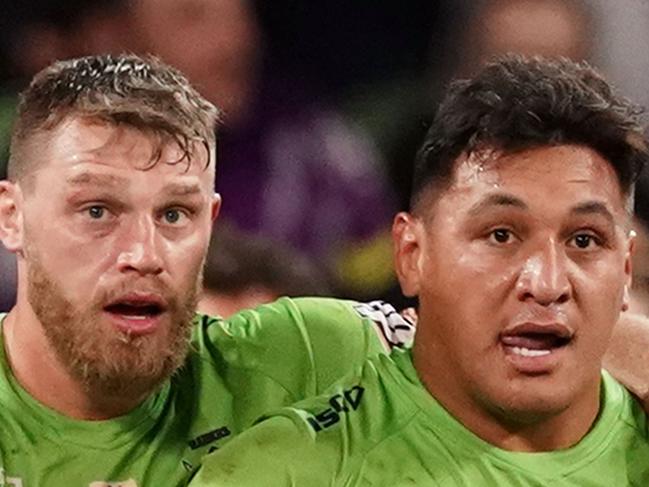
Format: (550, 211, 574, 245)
(0, 0, 648, 315)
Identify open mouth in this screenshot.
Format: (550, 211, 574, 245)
(103, 292, 168, 321)
(501, 333, 571, 357)
(500, 323, 573, 358)
(103, 295, 168, 336)
(104, 301, 165, 319)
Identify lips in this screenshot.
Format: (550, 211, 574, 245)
(103, 292, 168, 336)
(499, 322, 574, 373)
(501, 323, 572, 350)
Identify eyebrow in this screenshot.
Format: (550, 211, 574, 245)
(66, 172, 128, 187)
(161, 181, 203, 196)
(467, 193, 528, 217)
(569, 201, 615, 227)
(467, 193, 617, 226)
(66, 173, 203, 197)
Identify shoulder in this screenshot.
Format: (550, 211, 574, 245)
(602, 371, 649, 440)
(191, 297, 414, 358)
(603, 312, 649, 410)
(185, 298, 415, 399)
(189, 297, 362, 350)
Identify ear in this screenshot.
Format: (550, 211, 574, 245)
(0, 181, 24, 253)
(622, 229, 636, 312)
(392, 212, 424, 297)
(211, 192, 222, 223)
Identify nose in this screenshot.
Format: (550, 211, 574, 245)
(116, 215, 164, 276)
(516, 238, 571, 306)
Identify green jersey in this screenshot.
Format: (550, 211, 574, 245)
(192, 348, 649, 487)
(0, 298, 413, 487)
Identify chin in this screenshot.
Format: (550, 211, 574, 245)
(484, 380, 576, 424)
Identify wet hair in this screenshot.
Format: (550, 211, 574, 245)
(411, 55, 648, 211)
(8, 53, 221, 181)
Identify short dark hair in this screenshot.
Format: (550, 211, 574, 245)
(8, 53, 220, 181)
(411, 55, 648, 209)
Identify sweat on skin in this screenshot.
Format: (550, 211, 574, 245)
(395, 144, 633, 451)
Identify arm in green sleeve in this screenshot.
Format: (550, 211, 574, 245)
(188, 415, 339, 487)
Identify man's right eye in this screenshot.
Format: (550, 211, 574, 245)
(87, 206, 105, 219)
(489, 228, 512, 244)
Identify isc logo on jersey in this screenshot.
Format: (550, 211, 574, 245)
(89, 480, 137, 487)
(353, 301, 415, 350)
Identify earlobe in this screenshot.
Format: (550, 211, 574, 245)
(621, 285, 630, 312)
(392, 212, 423, 297)
(0, 181, 24, 253)
(622, 231, 635, 312)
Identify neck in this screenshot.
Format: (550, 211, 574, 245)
(413, 340, 601, 452)
(2, 302, 147, 420)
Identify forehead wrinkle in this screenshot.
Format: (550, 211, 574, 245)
(466, 192, 528, 218)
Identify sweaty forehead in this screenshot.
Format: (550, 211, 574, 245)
(422, 145, 630, 222)
(32, 117, 214, 187)
(451, 145, 622, 195)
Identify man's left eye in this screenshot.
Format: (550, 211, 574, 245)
(572, 234, 597, 249)
(163, 209, 184, 224)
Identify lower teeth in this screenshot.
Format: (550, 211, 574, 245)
(511, 346, 551, 357)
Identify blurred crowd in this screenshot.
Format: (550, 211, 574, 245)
(1, 0, 649, 316)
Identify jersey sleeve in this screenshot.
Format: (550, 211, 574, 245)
(199, 297, 415, 402)
(187, 351, 418, 487)
(187, 415, 338, 487)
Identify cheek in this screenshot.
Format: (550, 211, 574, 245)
(163, 233, 209, 282)
(26, 216, 97, 273)
(53, 242, 110, 299)
(432, 246, 518, 303)
(420, 253, 508, 331)
(571, 257, 627, 345)
(574, 256, 627, 306)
